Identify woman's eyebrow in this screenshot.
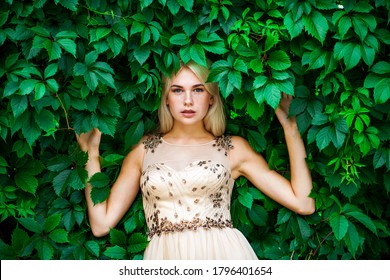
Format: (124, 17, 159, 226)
(170, 84, 204, 88)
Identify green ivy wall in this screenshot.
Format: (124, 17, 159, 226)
(0, 0, 389, 260)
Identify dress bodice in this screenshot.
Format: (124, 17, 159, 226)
(140, 134, 235, 239)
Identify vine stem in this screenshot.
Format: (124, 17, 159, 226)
(56, 94, 72, 130)
(312, 231, 333, 257)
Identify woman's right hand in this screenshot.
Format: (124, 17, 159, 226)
(76, 128, 102, 153)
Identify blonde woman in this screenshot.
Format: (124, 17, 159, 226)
(77, 60, 315, 260)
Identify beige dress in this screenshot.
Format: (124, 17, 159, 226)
(140, 134, 258, 260)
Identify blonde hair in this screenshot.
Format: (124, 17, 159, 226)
(158, 60, 226, 136)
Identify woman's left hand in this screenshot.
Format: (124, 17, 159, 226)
(275, 93, 297, 130)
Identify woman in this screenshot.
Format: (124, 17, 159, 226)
(77, 60, 315, 260)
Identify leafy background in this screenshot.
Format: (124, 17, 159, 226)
(0, 0, 389, 260)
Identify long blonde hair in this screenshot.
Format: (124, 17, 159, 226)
(158, 60, 226, 136)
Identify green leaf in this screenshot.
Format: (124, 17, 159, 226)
(10, 95, 28, 118)
(302, 10, 329, 43)
(125, 120, 144, 150)
(284, 13, 304, 39)
(134, 44, 151, 65)
(128, 233, 148, 253)
(103, 245, 127, 259)
(110, 228, 127, 247)
(55, 0, 79, 11)
(169, 33, 190, 46)
(371, 61, 390, 74)
(248, 204, 268, 226)
(34, 83, 46, 101)
(85, 241, 100, 257)
(37, 240, 54, 260)
(329, 212, 349, 241)
(178, 0, 194, 12)
(57, 38, 77, 57)
(89, 172, 110, 188)
(19, 79, 39, 95)
(91, 113, 117, 137)
(99, 98, 120, 117)
(294, 216, 312, 242)
(107, 34, 124, 57)
(316, 126, 332, 150)
(14, 172, 38, 194)
(45, 214, 61, 232)
(49, 229, 68, 243)
(374, 78, 390, 104)
(90, 185, 110, 204)
(344, 221, 360, 258)
(264, 83, 281, 109)
(238, 192, 253, 208)
(44, 63, 58, 79)
(276, 208, 292, 225)
(343, 43, 362, 70)
(53, 169, 71, 196)
(18, 218, 42, 234)
(267, 50, 291, 71)
(190, 44, 206, 67)
(345, 211, 377, 235)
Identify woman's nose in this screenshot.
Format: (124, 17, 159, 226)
(184, 91, 193, 105)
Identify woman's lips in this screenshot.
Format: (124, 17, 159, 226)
(181, 110, 195, 117)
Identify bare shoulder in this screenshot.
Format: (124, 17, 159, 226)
(230, 135, 255, 156)
(229, 135, 260, 178)
(121, 135, 149, 171)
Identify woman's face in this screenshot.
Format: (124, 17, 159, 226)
(166, 67, 214, 129)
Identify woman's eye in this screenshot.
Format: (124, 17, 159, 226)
(172, 89, 182, 94)
(193, 88, 204, 93)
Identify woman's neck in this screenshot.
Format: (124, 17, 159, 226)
(163, 123, 214, 144)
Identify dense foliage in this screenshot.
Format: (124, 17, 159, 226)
(0, 0, 389, 260)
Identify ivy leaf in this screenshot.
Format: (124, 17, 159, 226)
(18, 218, 42, 234)
(329, 212, 349, 241)
(14, 172, 38, 194)
(267, 50, 291, 71)
(55, 0, 79, 11)
(89, 172, 110, 188)
(53, 169, 71, 196)
(178, 0, 194, 12)
(248, 204, 268, 226)
(169, 33, 190, 46)
(345, 211, 377, 235)
(373, 78, 390, 104)
(344, 221, 360, 258)
(284, 13, 304, 39)
(85, 241, 100, 257)
(110, 228, 127, 247)
(125, 120, 144, 150)
(238, 192, 253, 208)
(49, 229, 69, 243)
(44, 214, 61, 232)
(128, 233, 148, 253)
(316, 126, 332, 150)
(264, 83, 281, 109)
(302, 10, 329, 44)
(57, 38, 76, 57)
(103, 245, 127, 260)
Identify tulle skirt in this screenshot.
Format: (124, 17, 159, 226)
(143, 227, 258, 260)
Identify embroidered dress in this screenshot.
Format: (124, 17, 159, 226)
(140, 134, 258, 260)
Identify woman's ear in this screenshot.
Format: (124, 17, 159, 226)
(209, 96, 214, 106)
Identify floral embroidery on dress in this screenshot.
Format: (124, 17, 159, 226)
(148, 212, 233, 238)
(143, 133, 162, 153)
(213, 135, 233, 156)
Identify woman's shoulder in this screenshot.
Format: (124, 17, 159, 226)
(227, 135, 255, 155)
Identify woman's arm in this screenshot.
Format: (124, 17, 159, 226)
(230, 94, 315, 215)
(77, 128, 143, 237)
